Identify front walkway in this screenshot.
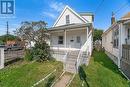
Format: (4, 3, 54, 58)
(53, 74, 72, 87)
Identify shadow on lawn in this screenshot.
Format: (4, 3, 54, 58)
(45, 76, 55, 87)
(78, 66, 89, 87)
(93, 51, 125, 77)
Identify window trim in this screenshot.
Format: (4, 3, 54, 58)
(58, 36, 64, 44)
(113, 29, 119, 48)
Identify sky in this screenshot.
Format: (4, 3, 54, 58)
(0, 0, 130, 35)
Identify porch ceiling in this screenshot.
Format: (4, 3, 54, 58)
(48, 23, 91, 32)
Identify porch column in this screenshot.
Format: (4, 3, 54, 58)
(64, 30, 67, 48)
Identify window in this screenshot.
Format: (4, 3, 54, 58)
(77, 36, 81, 43)
(66, 15, 70, 24)
(113, 29, 119, 48)
(58, 36, 63, 44)
(128, 28, 130, 39)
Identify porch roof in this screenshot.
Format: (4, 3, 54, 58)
(48, 23, 91, 31)
(124, 19, 130, 24)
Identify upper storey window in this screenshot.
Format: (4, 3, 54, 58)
(66, 15, 70, 24)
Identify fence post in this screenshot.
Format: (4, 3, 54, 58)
(0, 47, 4, 69)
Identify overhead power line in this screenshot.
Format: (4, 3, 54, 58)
(95, 0, 105, 14)
(114, 2, 130, 15)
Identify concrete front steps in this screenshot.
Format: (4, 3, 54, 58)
(65, 51, 79, 73)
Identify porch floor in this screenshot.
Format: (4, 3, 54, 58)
(51, 47, 80, 51)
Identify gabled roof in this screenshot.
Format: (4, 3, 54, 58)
(102, 22, 118, 37)
(53, 5, 88, 27)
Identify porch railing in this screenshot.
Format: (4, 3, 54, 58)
(50, 45, 71, 60)
(76, 41, 88, 72)
(50, 45, 70, 71)
(76, 32, 92, 72)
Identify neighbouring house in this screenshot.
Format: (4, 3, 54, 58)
(102, 12, 130, 79)
(48, 5, 94, 73)
(6, 40, 25, 47)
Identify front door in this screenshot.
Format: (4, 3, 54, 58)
(69, 36, 81, 48)
(69, 36, 75, 48)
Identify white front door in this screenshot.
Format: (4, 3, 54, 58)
(69, 36, 81, 48)
(69, 36, 75, 48)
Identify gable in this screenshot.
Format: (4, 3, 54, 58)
(53, 6, 88, 27)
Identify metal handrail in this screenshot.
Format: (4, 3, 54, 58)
(76, 41, 88, 71)
(76, 33, 92, 72)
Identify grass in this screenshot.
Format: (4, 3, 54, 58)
(0, 60, 63, 87)
(70, 51, 130, 87)
(37, 71, 73, 87)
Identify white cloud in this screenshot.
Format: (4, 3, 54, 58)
(43, 12, 57, 19)
(42, 1, 65, 20)
(50, 2, 65, 12)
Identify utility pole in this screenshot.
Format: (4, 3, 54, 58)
(7, 21, 9, 35)
(6, 21, 9, 43)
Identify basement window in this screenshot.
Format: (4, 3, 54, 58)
(58, 36, 64, 44)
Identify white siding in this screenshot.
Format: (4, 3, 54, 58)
(102, 28, 119, 65)
(102, 30, 113, 54)
(81, 16, 93, 23)
(55, 9, 85, 27)
(50, 32, 64, 47)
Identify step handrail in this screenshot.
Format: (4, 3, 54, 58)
(76, 41, 88, 70)
(76, 32, 92, 72)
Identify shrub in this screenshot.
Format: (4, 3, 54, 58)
(24, 49, 33, 61)
(32, 42, 52, 62)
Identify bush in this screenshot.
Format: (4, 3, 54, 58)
(32, 42, 52, 62)
(24, 49, 33, 61)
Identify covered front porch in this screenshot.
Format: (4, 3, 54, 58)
(49, 24, 91, 51)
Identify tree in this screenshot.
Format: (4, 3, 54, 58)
(16, 21, 49, 47)
(16, 21, 51, 61)
(93, 29, 103, 41)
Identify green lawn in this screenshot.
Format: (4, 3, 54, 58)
(70, 51, 130, 87)
(0, 60, 63, 87)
